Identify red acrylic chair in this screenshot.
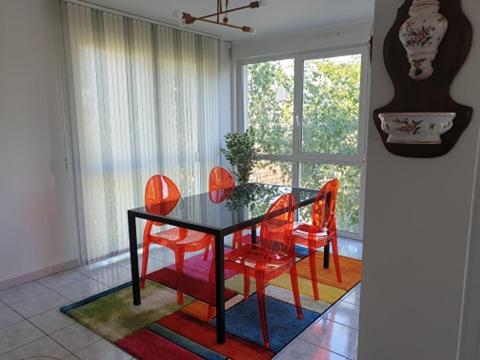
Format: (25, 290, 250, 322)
(223, 193, 302, 349)
(208, 167, 244, 250)
(291, 179, 342, 301)
(209, 166, 235, 192)
(141, 175, 213, 304)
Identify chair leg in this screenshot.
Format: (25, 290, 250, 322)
(255, 275, 269, 349)
(174, 248, 185, 305)
(323, 243, 330, 268)
(331, 238, 343, 283)
(289, 263, 303, 320)
(243, 269, 250, 300)
(140, 240, 150, 288)
(308, 247, 320, 301)
(233, 231, 242, 249)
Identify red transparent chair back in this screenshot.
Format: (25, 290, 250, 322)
(292, 178, 341, 301)
(209, 167, 235, 192)
(312, 178, 339, 232)
(259, 193, 295, 261)
(144, 176, 180, 222)
(208, 167, 244, 249)
(208, 188, 233, 204)
(145, 175, 180, 208)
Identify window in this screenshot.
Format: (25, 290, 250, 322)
(240, 49, 368, 238)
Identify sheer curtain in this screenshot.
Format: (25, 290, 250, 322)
(63, 2, 220, 263)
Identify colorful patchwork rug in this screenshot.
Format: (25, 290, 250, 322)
(61, 248, 361, 359)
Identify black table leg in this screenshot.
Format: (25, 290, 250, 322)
(128, 212, 141, 305)
(215, 232, 225, 344)
(323, 243, 330, 269)
(251, 225, 257, 244)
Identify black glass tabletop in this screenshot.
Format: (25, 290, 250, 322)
(128, 183, 318, 235)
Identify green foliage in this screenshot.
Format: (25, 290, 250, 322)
(247, 60, 294, 155)
(221, 128, 259, 184)
(225, 184, 282, 214)
(246, 56, 362, 233)
(303, 57, 361, 155)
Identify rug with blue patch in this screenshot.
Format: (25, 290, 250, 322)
(61, 250, 362, 359)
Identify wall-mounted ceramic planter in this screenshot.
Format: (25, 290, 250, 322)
(378, 112, 455, 144)
(374, 0, 473, 158)
(399, 0, 448, 80)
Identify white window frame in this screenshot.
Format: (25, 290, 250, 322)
(236, 45, 370, 241)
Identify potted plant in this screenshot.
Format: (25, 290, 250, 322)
(221, 128, 260, 184)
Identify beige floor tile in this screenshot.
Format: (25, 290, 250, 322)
(300, 318, 358, 357)
(325, 300, 360, 329)
(348, 346, 358, 360)
(51, 323, 101, 353)
(9, 291, 67, 318)
(29, 308, 75, 334)
(54, 279, 108, 301)
(0, 336, 71, 360)
(38, 271, 88, 290)
(75, 339, 131, 360)
(275, 338, 347, 360)
(0, 304, 23, 329)
(86, 266, 131, 287)
(0, 282, 51, 305)
(342, 285, 361, 306)
(0, 321, 44, 355)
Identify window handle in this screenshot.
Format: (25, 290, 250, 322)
(295, 114, 301, 127)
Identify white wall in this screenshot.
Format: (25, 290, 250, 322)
(459, 138, 480, 359)
(359, 0, 480, 359)
(232, 21, 372, 60)
(0, 0, 78, 283)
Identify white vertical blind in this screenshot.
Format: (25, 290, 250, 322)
(64, 2, 220, 262)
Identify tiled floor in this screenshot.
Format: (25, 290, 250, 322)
(275, 238, 362, 360)
(0, 238, 362, 360)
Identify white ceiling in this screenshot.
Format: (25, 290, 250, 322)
(84, 0, 375, 41)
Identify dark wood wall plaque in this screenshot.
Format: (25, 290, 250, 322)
(374, 0, 473, 158)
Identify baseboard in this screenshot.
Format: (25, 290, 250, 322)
(0, 278, 14, 290)
(0, 259, 79, 290)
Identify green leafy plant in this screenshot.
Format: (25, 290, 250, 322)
(224, 183, 281, 213)
(221, 128, 260, 184)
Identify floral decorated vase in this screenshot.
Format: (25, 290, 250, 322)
(378, 112, 456, 144)
(399, 0, 448, 80)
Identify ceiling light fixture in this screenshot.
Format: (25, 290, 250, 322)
(174, 0, 266, 34)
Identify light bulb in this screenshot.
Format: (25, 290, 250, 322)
(177, 13, 195, 26)
(258, 0, 268, 7)
(242, 26, 256, 34)
(172, 10, 182, 18)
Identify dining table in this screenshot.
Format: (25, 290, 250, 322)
(127, 183, 319, 344)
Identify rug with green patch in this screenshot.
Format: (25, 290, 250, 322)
(61, 251, 362, 359)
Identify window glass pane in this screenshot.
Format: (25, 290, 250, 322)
(302, 54, 361, 155)
(300, 163, 361, 234)
(250, 160, 292, 187)
(246, 59, 294, 155)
